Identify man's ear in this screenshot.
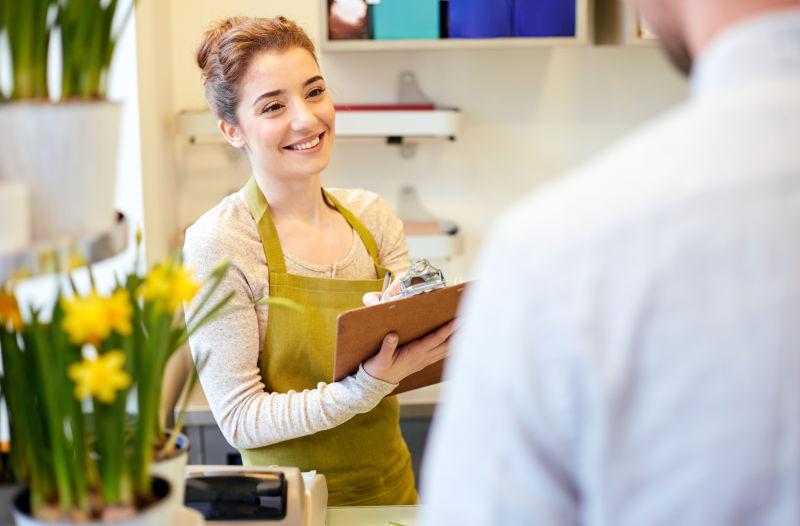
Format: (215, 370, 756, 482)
(218, 119, 247, 149)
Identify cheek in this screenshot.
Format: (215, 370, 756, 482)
(319, 103, 336, 131)
(254, 121, 289, 149)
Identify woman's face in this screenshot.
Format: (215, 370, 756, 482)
(227, 47, 335, 182)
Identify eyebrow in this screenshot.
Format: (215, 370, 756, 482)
(252, 75, 325, 108)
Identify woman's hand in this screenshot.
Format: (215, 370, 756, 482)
(363, 319, 457, 385)
(362, 276, 402, 306)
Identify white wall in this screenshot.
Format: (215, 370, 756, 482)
(142, 0, 688, 279)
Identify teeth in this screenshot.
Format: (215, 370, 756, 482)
(288, 135, 321, 150)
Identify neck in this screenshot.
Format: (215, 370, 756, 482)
(253, 170, 328, 226)
(684, 0, 800, 58)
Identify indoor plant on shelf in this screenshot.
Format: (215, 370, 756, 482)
(0, 248, 233, 524)
(0, 0, 136, 244)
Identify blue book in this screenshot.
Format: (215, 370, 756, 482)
(448, 0, 513, 38)
(514, 0, 576, 37)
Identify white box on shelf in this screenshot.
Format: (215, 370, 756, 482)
(407, 233, 463, 261)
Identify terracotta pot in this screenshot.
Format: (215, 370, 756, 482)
(0, 102, 121, 244)
(11, 476, 174, 526)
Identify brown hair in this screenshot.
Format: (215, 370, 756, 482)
(196, 16, 317, 124)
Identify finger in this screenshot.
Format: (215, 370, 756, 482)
(422, 320, 458, 347)
(381, 278, 403, 301)
(363, 291, 381, 306)
(380, 333, 399, 357)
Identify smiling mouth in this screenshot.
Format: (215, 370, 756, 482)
(284, 132, 324, 151)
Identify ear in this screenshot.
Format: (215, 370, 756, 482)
(218, 119, 247, 149)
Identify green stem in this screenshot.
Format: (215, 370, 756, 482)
(29, 323, 74, 511)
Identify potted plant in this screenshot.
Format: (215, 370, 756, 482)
(1, 387, 19, 526)
(0, 240, 233, 524)
(0, 0, 136, 243)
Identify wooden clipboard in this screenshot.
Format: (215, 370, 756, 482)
(334, 282, 469, 395)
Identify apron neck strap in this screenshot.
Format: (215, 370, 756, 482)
(243, 177, 287, 274)
(322, 189, 385, 273)
(243, 177, 387, 277)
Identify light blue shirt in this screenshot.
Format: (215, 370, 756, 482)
(421, 9, 800, 526)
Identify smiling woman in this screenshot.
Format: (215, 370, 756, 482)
(183, 16, 456, 506)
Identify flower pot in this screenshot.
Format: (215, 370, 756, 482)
(149, 432, 189, 512)
(0, 102, 121, 244)
(11, 476, 174, 526)
(1, 483, 21, 525)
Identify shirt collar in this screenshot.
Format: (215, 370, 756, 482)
(691, 8, 800, 98)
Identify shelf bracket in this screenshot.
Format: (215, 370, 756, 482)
(386, 136, 419, 159)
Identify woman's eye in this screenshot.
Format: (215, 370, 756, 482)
(262, 103, 283, 114)
(307, 87, 326, 98)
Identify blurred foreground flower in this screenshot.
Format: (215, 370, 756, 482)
(68, 351, 132, 404)
(61, 289, 133, 346)
(0, 291, 23, 331)
(139, 262, 200, 312)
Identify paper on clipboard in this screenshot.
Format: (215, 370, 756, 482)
(334, 282, 469, 395)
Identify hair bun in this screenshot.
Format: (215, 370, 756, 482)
(196, 17, 245, 72)
(195, 16, 317, 124)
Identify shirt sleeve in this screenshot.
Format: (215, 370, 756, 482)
(183, 219, 398, 450)
(418, 213, 581, 525)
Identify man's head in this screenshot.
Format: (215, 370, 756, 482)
(631, 0, 800, 76)
(631, 0, 691, 75)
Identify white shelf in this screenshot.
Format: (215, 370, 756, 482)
(320, 0, 592, 52)
(336, 109, 461, 138)
(176, 108, 462, 144)
(406, 233, 463, 261)
(0, 213, 129, 283)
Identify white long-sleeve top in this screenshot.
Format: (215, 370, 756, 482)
(183, 187, 410, 450)
(421, 9, 800, 526)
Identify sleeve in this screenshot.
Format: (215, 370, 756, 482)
(183, 220, 399, 450)
(418, 213, 581, 525)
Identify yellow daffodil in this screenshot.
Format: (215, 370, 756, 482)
(106, 289, 133, 336)
(139, 262, 200, 312)
(0, 291, 23, 331)
(68, 350, 132, 404)
(61, 289, 133, 346)
(62, 292, 110, 345)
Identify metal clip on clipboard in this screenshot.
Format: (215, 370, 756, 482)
(395, 258, 446, 298)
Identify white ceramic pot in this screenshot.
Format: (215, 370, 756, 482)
(11, 476, 175, 526)
(0, 102, 120, 244)
(1, 483, 21, 525)
(149, 432, 190, 514)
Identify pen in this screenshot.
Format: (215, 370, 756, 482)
(379, 270, 393, 302)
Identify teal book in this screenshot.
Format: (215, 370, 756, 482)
(371, 0, 440, 40)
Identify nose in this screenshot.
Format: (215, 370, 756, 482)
(289, 98, 318, 132)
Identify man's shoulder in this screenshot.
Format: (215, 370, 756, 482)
(498, 103, 698, 251)
(498, 84, 798, 257)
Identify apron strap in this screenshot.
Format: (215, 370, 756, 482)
(242, 177, 387, 278)
(322, 189, 386, 274)
(243, 177, 287, 274)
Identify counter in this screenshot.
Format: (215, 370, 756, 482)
(181, 383, 441, 426)
(328, 505, 418, 525)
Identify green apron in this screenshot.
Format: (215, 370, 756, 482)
(239, 178, 417, 506)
